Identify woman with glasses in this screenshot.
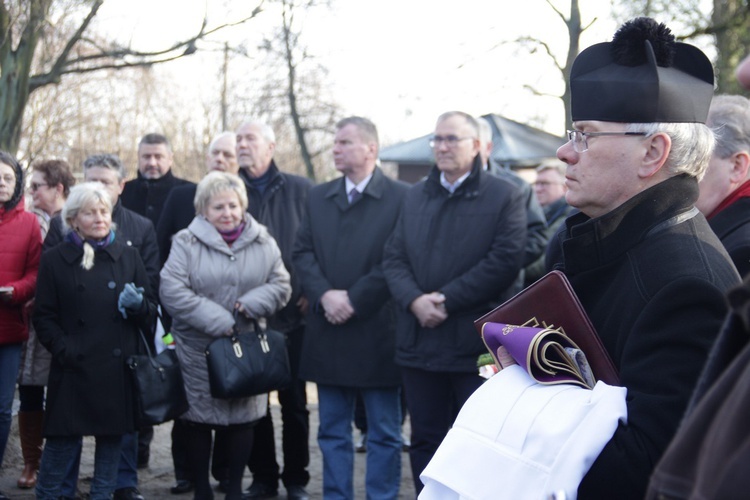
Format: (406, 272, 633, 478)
(0, 151, 42, 500)
(15, 159, 76, 491)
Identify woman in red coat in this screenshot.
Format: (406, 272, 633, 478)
(0, 151, 42, 500)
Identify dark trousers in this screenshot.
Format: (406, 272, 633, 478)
(401, 366, 484, 494)
(182, 421, 254, 500)
(246, 325, 310, 487)
(172, 418, 229, 483)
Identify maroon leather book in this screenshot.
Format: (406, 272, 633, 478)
(474, 270, 620, 386)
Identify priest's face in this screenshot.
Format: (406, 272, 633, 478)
(557, 121, 649, 219)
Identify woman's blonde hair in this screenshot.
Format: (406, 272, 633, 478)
(194, 171, 248, 215)
(62, 182, 113, 270)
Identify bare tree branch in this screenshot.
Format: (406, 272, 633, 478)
(29, 3, 264, 91)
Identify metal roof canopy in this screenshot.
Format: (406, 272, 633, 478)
(379, 113, 565, 169)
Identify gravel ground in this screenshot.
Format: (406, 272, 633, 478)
(0, 384, 416, 499)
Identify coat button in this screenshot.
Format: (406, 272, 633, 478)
(78, 319, 85, 326)
(126, 240, 133, 246)
(230, 256, 236, 261)
(108, 281, 116, 289)
(112, 348, 122, 357)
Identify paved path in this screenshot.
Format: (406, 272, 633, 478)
(0, 385, 416, 499)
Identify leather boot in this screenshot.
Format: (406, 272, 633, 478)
(17, 410, 44, 489)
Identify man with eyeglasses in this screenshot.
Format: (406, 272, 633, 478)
(543, 17, 740, 498)
(383, 110, 526, 494)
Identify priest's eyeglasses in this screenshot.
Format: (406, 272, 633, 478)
(567, 130, 648, 153)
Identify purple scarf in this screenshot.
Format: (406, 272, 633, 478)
(218, 222, 245, 246)
(66, 229, 115, 249)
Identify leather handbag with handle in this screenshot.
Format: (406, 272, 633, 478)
(204, 311, 292, 399)
(127, 320, 189, 426)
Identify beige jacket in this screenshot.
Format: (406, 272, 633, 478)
(160, 213, 291, 425)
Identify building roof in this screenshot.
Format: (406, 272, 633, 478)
(379, 113, 565, 168)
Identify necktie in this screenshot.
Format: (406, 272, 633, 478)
(349, 188, 362, 204)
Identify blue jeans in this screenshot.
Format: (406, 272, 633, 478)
(0, 343, 22, 467)
(61, 431, 138, 496)
(37, 435, 122, 500)
(317, 385, 402, 500)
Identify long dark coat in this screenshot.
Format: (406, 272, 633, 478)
(293, 167, 408, 388)
(33, 238, 155, 437)
(646, 277, 750, 499)
(547, 175, 740, 499)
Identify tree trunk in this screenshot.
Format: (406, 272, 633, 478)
(712, 0, 750, 94)
(282, 0, 316, 181)
(0, 0, 51, 155)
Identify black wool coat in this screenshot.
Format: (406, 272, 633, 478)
(156, 183, 198, 265)
(45, 201, 161, 296)
(708, 196, 750, 278)
(293, 167, 408, 387)
(120, 170, 193, 229)
(547, 175, 740, 499)
(239, 162, 313, 334)
(33, 239, 156, 437)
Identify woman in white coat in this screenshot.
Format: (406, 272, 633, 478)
(160, 172, 291, 500)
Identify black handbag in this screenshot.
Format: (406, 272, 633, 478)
(127, 326, 189, 426)
(205, 313, 292, 399)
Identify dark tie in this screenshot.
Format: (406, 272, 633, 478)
(349, 188, 362, 204)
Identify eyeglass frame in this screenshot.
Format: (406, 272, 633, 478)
(566, 130, 649, 153)
(29, 182, 48, 191)
(428, 135, 476, 148)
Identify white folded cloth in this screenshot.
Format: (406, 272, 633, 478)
(420, 364, 627, 500)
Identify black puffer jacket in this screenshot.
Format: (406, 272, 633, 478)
(383, 157, 527, 372)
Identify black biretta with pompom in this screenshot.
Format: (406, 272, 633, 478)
(570, 17, 714, 124)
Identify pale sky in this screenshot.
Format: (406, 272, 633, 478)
(90, 1, 710, 145)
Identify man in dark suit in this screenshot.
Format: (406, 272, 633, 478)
(293, 116, 408, 499)
(696, 94, 750, 278)
(120, 133, 193, 230)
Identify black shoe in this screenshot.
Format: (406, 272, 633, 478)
(113, 487, 146, 500)
(0, 491, 8, 500)
(137, 449, 149, 469)
(170, 480, 194, 495)
(286, 485, 310, 500)
(216, 479, 229, 493)
(242, 481, 278, 499)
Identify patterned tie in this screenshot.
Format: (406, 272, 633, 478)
(349, 188, 362, 204)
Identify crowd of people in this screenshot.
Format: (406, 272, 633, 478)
(2, 14, 750, 500)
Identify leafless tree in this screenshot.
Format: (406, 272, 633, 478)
(612, 0, 750, 94)
(0, 0, 263, 156)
